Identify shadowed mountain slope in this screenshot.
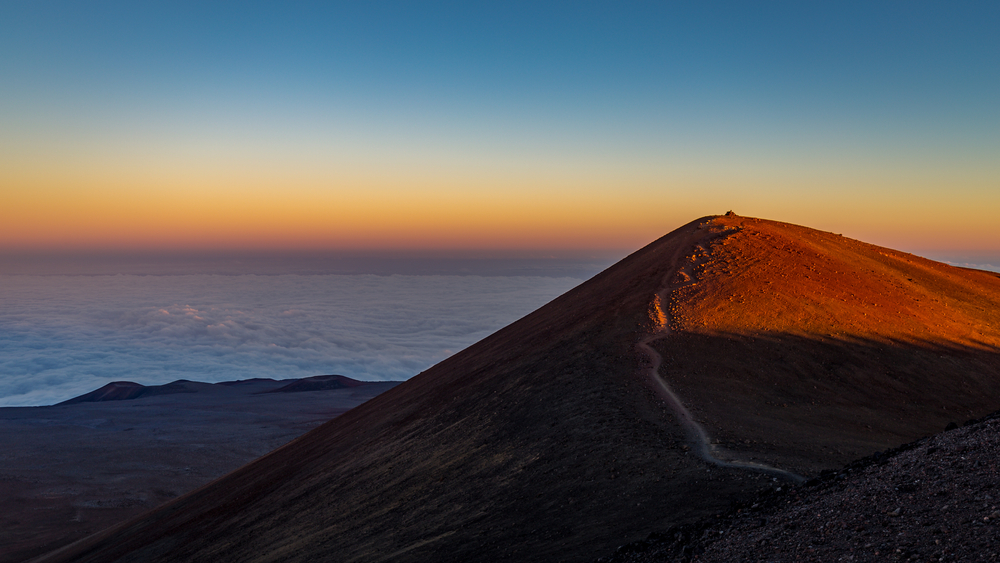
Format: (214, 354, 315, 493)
(653, 215, 1000, 474)
(3, 377, 399, 563)
(36, 215, 1000, 563)
(601, 409, 1000, 563)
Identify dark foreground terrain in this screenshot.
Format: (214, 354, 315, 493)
(0, 376, 397, 563)
(31, 215, 1000, 563)
(603, 411, 1000, 562)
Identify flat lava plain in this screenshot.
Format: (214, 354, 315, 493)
(0, 376, 397, 563)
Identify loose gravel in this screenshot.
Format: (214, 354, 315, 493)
(602, 411, 1000, 562)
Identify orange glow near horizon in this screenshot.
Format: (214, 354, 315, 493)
(3, 3, 999, 261)
(2, 171, 651, 251)
(3, 143, 998, 255)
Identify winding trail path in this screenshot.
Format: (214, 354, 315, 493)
(637, 227, 806, 484)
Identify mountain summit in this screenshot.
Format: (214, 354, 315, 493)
(38, 215, 1000, 563)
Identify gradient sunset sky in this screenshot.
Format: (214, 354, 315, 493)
(2, 2, 998, 258)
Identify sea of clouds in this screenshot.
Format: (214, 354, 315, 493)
(0, 274, 582, 406)
(942, 261, 1000, 273)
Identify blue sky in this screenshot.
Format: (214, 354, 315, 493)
(2, 1, 998, 255)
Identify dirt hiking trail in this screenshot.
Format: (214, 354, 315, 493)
(637, 221, 806, 484)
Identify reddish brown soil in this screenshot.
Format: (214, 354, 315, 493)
(32, 215, 1000, 563)
(656, 215, 1000, 474)
(674, 216, 1000, 347)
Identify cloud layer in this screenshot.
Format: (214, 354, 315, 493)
(0, 274, 580, 406)
(942, 261, 1000, 273)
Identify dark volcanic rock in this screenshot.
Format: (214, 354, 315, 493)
(601, 410, 1000, 562)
